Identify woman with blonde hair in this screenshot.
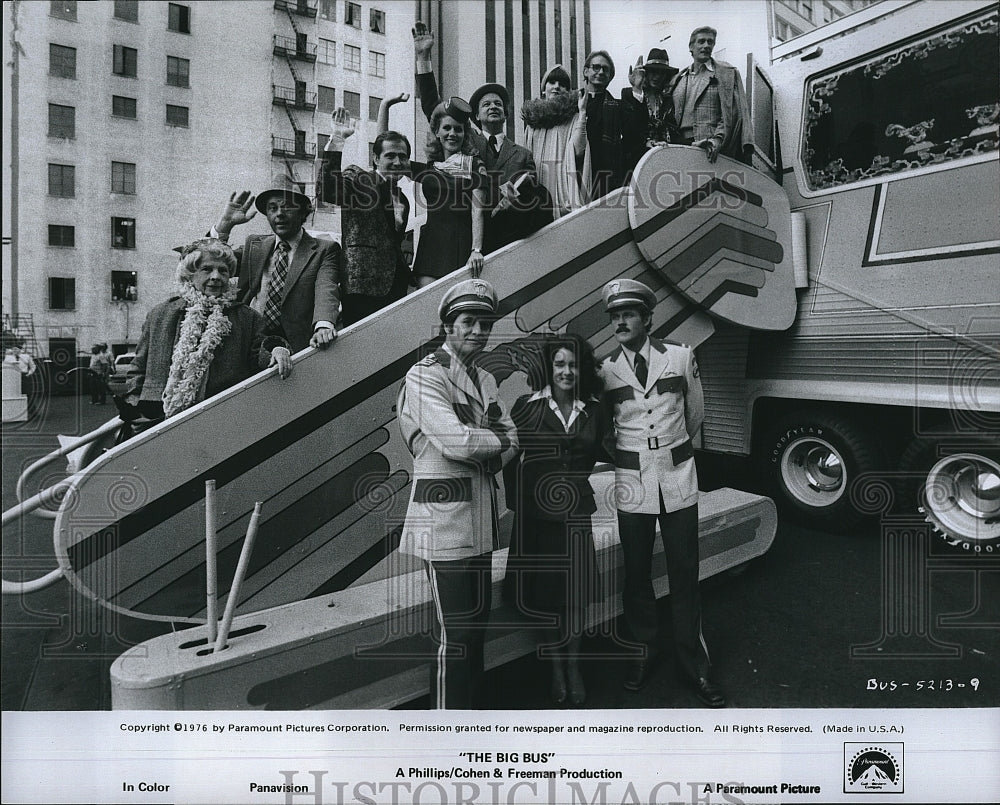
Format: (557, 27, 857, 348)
(124, 238, 292, 420)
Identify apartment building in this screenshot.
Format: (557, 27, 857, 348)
(4, 0, 415, 363)
(771, 0, 879, 43)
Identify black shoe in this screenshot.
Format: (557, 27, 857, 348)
(694, 677, 727, 708)
(623, 659, 653, 692)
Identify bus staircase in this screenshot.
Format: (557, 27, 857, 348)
(1, 147, 795, 709)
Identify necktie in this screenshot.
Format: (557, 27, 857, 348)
(633, 353, 648, 387)
(263, 240, 290, 333)
(463, 361, 483, 397)
(390, 184, 405, 231)
(489, 134, 499, 156)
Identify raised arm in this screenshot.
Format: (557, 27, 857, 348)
(318, 108, 379, 210)
(377, 92, 411, 135)
(412, 21, 441, 124)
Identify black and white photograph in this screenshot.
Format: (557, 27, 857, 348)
(2, 0, 998, 803)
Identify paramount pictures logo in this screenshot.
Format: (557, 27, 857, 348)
(844, 743, 903, 793)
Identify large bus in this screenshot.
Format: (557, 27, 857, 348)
(698, 0, 999, 549)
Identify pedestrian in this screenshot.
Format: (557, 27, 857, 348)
(88, 343, 112, 404)
(598, 278, 726, 707)
(396, 278, 518, 709)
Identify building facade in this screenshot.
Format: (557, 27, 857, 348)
(3, 0, 415, 361)
(770, 0, 879, 43)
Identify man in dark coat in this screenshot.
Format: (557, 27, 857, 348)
(582, 49, 626, 198)
(412, 21, 551, 254)
(318, 109, 414, 326)
(211, 178, 340, 352)
(621, 49, 680, 179)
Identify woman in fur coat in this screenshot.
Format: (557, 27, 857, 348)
(521, 66, 592, 219)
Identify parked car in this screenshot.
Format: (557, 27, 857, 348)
(107, 353, 138, 397)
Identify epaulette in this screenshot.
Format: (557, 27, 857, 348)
(656, 337, 690, 349)
(416, 348, 451, 368)
(600, 346, 623, 364)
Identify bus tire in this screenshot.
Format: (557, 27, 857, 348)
(758, 410, 875, 530)
(897, 437, 1000, 551)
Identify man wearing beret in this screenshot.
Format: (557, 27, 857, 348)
(397, 278, 519, 709)
(598, 278, 726, 707)
(412, 22, 551, 253)
(211, 178, 340, 353)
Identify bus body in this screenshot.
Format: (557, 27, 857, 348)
(697, 0, 999, 548)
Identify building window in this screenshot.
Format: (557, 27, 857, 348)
(799, 1, 813, 21)
(317, 132, 329, 152)
(319, 0, 336, 20)
(318, 85, 336, 113)
(114, 0, 138, 21)
(48, 103, 75, 139)
(48, 225, 75, 247)
(165, 104, 189, 127)
(369, 51, 385, 78)
(48, 163, 75, 197)
(803, 11, 1000, 190)
(343, 90, 361, 118)
(370, 8, 385, 34)
(168, 3, 191, 33)
(48, 278, 76, 310)
(167, 55, 190, 87)
(49, 44, 77, 78)
(111, 217, 136, 249)
(368, 95, 382, 122)
(345, 1, 361, 28)
(50, 1, 76, 21)
(113, 44, 138, 77)
(112, 95, 137, 118)
(111, 161, 136, 194)
(318, 37, 336, 64)
(344, 44, 361, 72)
(112, 271, 138, 302)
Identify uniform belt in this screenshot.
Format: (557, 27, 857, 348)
(615, 438, 693, 469)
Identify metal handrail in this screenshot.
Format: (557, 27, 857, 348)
(3, 417, 123, 595)
(15, 418, 122, 519)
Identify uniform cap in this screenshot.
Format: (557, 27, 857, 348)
(602, 278, 657, 312)
(438, 279, 500, 321)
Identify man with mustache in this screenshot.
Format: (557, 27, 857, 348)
(598, 278, 726, 708)
(397, 278, 518, 709)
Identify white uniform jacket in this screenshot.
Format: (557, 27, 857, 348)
(397, 346, 519, 561)
(599, 337, 705, 514)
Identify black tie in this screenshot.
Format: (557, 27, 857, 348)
(489, 134, 499, 156)
(633, 353, 648, 387)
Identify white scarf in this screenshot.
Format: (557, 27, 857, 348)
(161, 283, 237, 418)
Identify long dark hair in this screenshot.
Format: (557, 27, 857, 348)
(525, 333, 602, 400)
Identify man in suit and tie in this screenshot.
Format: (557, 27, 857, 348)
(319, 110, 415, 326)
(397, 278, 518, 709)
(668, 26, 753, 164)
(412, 21, 551, 254)
(598, 278, 726, 708)
(212, 179, 340, 352)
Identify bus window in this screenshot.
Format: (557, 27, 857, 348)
(803, 9, 998, 190)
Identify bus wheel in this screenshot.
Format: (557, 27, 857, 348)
(898, 438, 1000, 551)
(760, 411, 875, 529)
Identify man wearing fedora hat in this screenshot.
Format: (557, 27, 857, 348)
(621, 48, 681, 178)
(668, 26, 753, 164)
(211, 177, 340, 353)
(412, 22, 551, 254)
(397, 278, 518, 709)
(598, 278, 726, 708)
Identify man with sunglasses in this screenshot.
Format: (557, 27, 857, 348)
(582, 50, 626, 199)
(211, 177, 341, 353)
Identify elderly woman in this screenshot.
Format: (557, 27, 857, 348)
(522, 65, 592, 219)
(125, 238, 292, 420)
